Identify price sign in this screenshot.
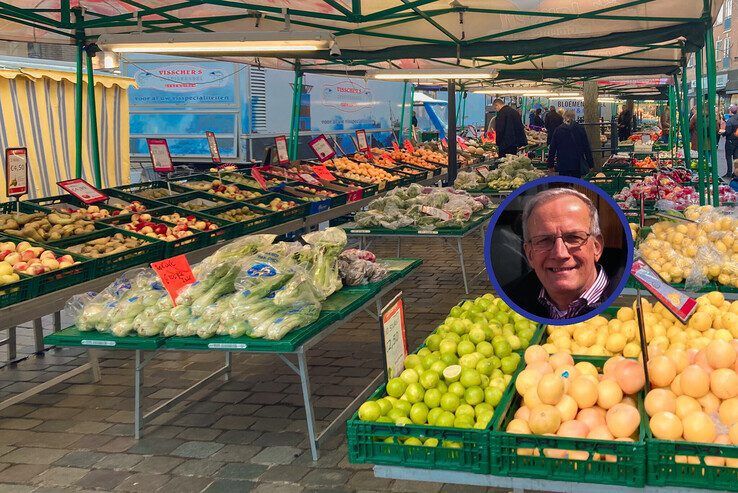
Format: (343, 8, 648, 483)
(380, 292, 408, 380)
(392, 141, 400, 152)
(311, 165, 336, 181)
(441, 138, 448, 149)
(250, 167, 268, 189)
(356, 130, 369, 151)
(456, 136, 469, 151)
(403, 140, 415, 153)
(299, 173, 321, 185)
(380, 152, 395, 163)
(5, 147, 28, 197)
(57, 178, 108, 204)
(308, 134, 335, 162)
(631, 259, 697, 323)
(346, 188, 363, 203)
(205, 131, 221, 163)
(147, 138, 174, 173)
(274, 136, 290, 164)
(151, 255, 196, 305)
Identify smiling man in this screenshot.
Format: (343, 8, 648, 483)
(504, 188, 616, 320)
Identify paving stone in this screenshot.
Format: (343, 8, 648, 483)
(216, 430, 262, 445)
(114, 472, 171, 492)
(31, 466, 89, 486)
(250, 446, 301, 465)
(155, 475, 215, 493)
(215, 463, 269, 480)
(258, 464, 311, 483)
(0, 447, 67, 464)
(390, 479, 444, 493)
(176, 427, 222, 441)
(93, 453, 144, 471)
(170, 459, 225, 477)
(171, 441, 225, 459)
(348, 470, 394, 490)
(0, 485, 35, 493)
(0, 418, 42, 430)
(300, 468, 352, 487)
(98, 436, 137, 453)
(212, 415, 256, 430)
(0, 463, 50, 483)
(131, 456, 184, 474)
(210, 444, 261, 462)
(53, 451, 106, 468)
(251, 483, 304, 493)
(203, 479, 255, 493)
(75, 469, 132, 490)
(126, 437, 184, 455)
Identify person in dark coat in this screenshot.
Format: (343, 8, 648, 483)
(544, 105, 564, 145)
(547, 109, 594, 178)
(493, 98, 528, 157)
(531, 108, 545, 128)
(617, 104, 634, 141)
(723, 105, 738, 178)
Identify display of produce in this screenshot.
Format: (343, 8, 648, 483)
(158, 212, 219, 232)
(292, 185, 337, 198)
(387, 149, 438, 170)
(639, 206, 738, 287)
(53, 202, 148, 220)
(635, 157, 658, 169)
(64, 233, 150, 258)
(454, 169, 488, 191)
(645, 338, 738, 465)
(180, 179, 263, 201)
(353, 184, 493, 230)
(486, 155, 545, 190)
(326, 156, 399, 184)
(213, 206, 262, 223)
(337, 249, 388, 286)
(254, 197, 300, 211)
(525, 128, 547, 145)
(414, 147, 449, 165)
(544, 293, 738, 357)
(177, 197, 230, 212)
(355, 294, 538, 443)
(0, 240, 79, 278)
(504, 346, 644, 460)
(0, 210, 95, 242)
(209, 164, 238, 173)
(109, 213, 196, 241)
(615, 176, 736, 210)
(220, 172, 281, 189)
(132, 187, 175, 200)
(69, 228, 347, 340)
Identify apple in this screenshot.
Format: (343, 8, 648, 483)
(5, 252, 21, 265)
(0, 261, 13, 276)
(58, 255, 73, 264)
(0, 242, 16, 252)
(21, 250, 38, 262)
(16, 241, 31, 253)
(0, 250, 12, 261)
(39, 250, 55, 260)
(59, 261, 73, 269)
(26, 264, 46, 275)
(41, 258, 60, 270)
(13, 261, 28, 271)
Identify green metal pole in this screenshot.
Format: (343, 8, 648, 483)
(74, 43, 83, 179)
(679, 69, 692, 163)
(706, 28, 720, 205)
(288, 69, 302, 160)
(695, 48, 706, 205)
(398, 80, 407, 145)
(408, 83, 415, 141)
(459, 90, 467, 129)
(85, 48, 101, 188)
(669, 85, 677, 149)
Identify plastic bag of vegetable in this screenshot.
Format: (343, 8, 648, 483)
(300, 227, 346, 298)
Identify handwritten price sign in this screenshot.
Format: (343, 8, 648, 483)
(151, 255, 196, 304)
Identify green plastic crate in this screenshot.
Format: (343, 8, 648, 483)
(44, 325, 166, 350)
(245, 192, 309, 222)
(49, 227, 165, 277)
(492, 356, 647, 487)
(347, 357, 524, 474)
(155, 190, 235, 212)
(27, 194, 131, 219)
(111, 181, 191, 201)
(171, 173, 266, 201)
(102, 188, 171, 211)
(98, 213, 210, 257)
(145, 205, 240, 245)
(282, 184, 348, 208)
(0, 271, 35, 309)
(205, 202, 275, 236)
(0, 201, 101, 245)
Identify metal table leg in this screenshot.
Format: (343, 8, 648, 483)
(457, 237, 469, 294)
(87, 349, 101, 382)
(134, 350, 143, 440)
(296, 347, 319, 461)
(2, 327, 16, 362)
(53, 311, 61, 332)
(32, 318, 44, 354)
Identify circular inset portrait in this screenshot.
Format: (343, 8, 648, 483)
(484, 176, 633, 325)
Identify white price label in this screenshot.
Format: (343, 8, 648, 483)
(308, 135, 335, 162)
(356, 130, 369, 151)
(381, 293, 408, 380)
(82, 340, 116, 347)
(275, 136, 290, 164)
(208, 343, 248, 349)
(147, 138, 174, 173)
(57, 179, 108, 204)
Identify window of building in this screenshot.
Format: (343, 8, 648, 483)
(726, 0, 733, 30)
(717, 4, 725, 25)
(724, 38, 731, 69)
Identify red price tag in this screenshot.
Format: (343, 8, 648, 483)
(364, 149, 374, 160)
(151, 255, 196, 305)
(299, 173, 321, 185)
(274, 136, 290, 164)
(308, 134, 336, 162)
(250, 168, 268, 189)
(347, 188, 363, 203)
(456, 136, 469, 151)
(403, 140, 415, 153)
(631, 259, 697, 323)
(392, 141, 400, 152)
(380, 152, 395, 163)
(5, 147, 28, 197)
(57, 178, 108, 204)
(205, 131, 221, 163)
(147, 138, 174, 173)
(356, 130, 369, 151)
(441, 138, 448, 149)
(311, 165, 336, 181)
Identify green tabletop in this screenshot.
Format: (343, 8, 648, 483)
(44, 326, 166, 350)
(344, 210, 493, 237)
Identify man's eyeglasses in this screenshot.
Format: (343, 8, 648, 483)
(527, 231, 592, 252)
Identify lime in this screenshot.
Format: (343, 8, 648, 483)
(404, 354, 422, 370)
(464, 386, 484, 406)
(440, 392, 460, 412)
(442, 364, 462, 383)
(358, 401, 381, 421)
(440, 352, 459, 366)
(492, 340, 512, 358)
(500, 354, 519, 375)
(494, 312, 509, 325)
(480, 375, 489, 388)
(443, 440, 462, 448)
(488, 355, 501, 369)
(475, 402, 493, 417)
(459, 353, 481, 369)
(507, 334, 521, 350)
(448, 382, 465, 397)
(444, 332, 461, 343)
(421, 354, 440, 370)
(436, 411, 456, 427)
(439, 339, 458, 355)
(459, 368, 482, 388)
(404, 382, 425, 404)
(383, 437, 395, 444)
(449, 320, 466, 335)
(477, 410, 494, 426)
(455, 403, 475, 421)
(395, 399, 411, 416)
(377, 416, 394, 423)
(484, 387, 503, 406)
(376, 398, 392, 416)
(427, 407, 444, 425)
(476, 341, 494, 357)
(394, 416, 412, 426)
(410, 402, 429, 424)
(424, 438, 440, 447)
(387, 408, 406, 421)
(384, 396, 398, 406)
(386, 378, 407, 398)
(476, 358, 494, 376)
(404, 437, 422, 446)
(419, 370, 440, 390)
(430, 360, 447, 375)
(400, 368, 419, 385)
(461, 300, 475, 312)
(449, 306, 463, 317)
(436, 381, 448, 394)
(457, 340, 475, 356)
(474, 421, 487, 430)
(454, 415, 474, 428)
(425, 334, 442, 351)
(417, 348, 431, 358)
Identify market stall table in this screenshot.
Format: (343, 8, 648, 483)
(343, 210, 494, 294)
(44, 258, 421, 461)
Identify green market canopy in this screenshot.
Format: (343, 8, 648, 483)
(0, 1, 722, 81)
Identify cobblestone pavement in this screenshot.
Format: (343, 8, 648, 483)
(0, 232, 524, 492)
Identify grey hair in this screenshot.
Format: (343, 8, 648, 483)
(522, 188, 602, 241)
(563, 109, 576, 123)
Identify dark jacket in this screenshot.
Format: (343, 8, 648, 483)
(725, 114, 738, 143)
(532, 114, 545, 128)
(495, 105, 528, 150)
(617, 110, 633, 141)
(503, 267, 620, 319)
(547, 121, 594, 177)
(544, 111, 564, 145)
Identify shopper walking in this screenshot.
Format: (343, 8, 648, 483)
(617, 103, 634, 141)
(493, 98, 528, 157)
(724, 105, 738, 177)
(547, 109, 594, 178)
(544, 105, 564, 145)
(531, 108, 545, 128)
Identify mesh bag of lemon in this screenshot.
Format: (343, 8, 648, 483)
(637, 205, 738, 289)
(352, 294, 540, 449)
(542, 292, 738, 358)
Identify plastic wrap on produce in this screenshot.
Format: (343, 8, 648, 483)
(338, 249, 389, 286)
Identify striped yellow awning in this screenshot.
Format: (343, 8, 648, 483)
(0, 68, 135, 201)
